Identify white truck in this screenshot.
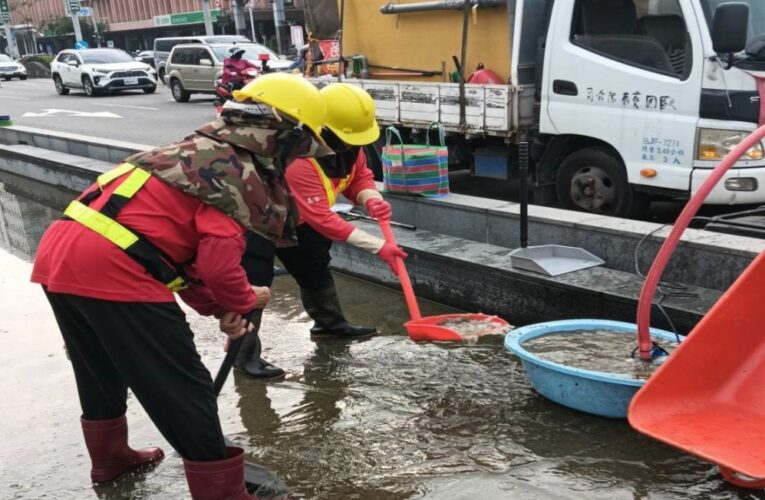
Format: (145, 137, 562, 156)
(314, 0, 765, 217)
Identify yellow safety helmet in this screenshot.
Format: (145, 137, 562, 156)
(232, 73, 326, 138)
(319, 83, 380, 146)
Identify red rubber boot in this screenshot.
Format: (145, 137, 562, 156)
(184, 447, 255, 500)
(80, 415, 165, 482)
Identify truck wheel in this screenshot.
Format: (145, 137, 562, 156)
(171, 79, 190, 103)
(556, 147, 649, 217)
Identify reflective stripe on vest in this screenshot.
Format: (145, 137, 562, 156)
(308, 158, 354, 207)
(63, 163, 189, 293)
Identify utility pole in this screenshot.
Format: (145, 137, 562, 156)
(201, 0, 214, 36)
(88, 0, 102, 47)
(0, 0, 17, 58)
(2, 23, 14, 58)
(247, 2, 257, 43)
(272, 0, 285, 54)
(64, 0, 83, 43)
(232, 0, 246, 37)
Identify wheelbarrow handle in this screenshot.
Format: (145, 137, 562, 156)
(379, 220, 422, 321)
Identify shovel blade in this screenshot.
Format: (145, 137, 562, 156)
(405, 314, 511, 342)
(224, 437, 289, 498)
(244, 462, 289, 499)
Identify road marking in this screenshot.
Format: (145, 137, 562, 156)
(22, 108, 122, 118)
(91, 103, 158, 110)
(0, 95, 30, 100)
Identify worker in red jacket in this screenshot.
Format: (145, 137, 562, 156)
(31, 73, 329, 499)
(236, 83, 406, 378)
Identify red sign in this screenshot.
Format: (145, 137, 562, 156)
(318, 39, 340, 76)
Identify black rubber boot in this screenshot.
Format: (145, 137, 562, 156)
(233, 310, 285, 379)
(301, 286, 376, 339)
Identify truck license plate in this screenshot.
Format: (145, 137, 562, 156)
(124, 77, 139, 85)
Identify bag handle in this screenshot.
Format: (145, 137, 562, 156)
(385, 126, 407, 182)
(425, 122, 446, 148)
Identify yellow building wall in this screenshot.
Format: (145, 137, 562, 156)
(340, 0, 511, 82)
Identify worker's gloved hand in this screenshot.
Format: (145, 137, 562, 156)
(377, 242, 408, 275)
(365, 198, 392, 221)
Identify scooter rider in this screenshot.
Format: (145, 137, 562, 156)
(31, 73, 330, 499)
(235, 82, 407, 378)
(222, 46, 259, 92)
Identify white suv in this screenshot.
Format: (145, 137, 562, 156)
(51, 48, 157, 97)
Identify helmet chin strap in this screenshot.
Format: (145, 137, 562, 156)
(279, 122, 307, 174)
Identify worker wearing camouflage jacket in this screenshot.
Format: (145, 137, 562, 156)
(31, 74, 329, 500)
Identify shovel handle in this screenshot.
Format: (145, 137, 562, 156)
(213, 310, 257, 396)
(379, 220, 422, 321)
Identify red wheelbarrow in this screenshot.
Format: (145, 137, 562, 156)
(629, 123, 765, 488)
(629, 250, 765, 487)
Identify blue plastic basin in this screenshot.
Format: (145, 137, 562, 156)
(504, 319, 681, 419)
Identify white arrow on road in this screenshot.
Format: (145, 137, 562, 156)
(22, 109, 122, 118)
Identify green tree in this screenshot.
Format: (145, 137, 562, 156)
(40, 16, 109, 46)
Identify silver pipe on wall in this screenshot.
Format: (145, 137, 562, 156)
(380, 0, 505, 15)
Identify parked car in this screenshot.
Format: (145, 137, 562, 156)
(0, 54, 27, 81)
(153, 35, 249, 84)
(51, 48, 158, 97)
(164, 42, 290, 103)
(134, 50, 155, 68)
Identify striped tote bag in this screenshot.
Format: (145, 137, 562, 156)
(381, 123, 450, 197)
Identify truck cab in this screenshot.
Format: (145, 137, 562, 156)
(538, 0, 765, 215)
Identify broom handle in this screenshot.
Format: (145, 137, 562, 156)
(379, 220, 422, 321)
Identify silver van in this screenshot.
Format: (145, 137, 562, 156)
(165, 42, 287, 102)
(153, 35, 249, 84)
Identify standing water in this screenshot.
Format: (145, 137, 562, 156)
(524, 330, 677, 380)
(0, 172, 758, 500)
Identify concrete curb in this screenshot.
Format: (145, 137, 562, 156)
(0, 126, 749, 332)
(332, 220, 718, 333)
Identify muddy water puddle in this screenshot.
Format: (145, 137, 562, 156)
(0, 173, 758, 499)
(436, 317, 510, 342)
(524, 330, 679, 380)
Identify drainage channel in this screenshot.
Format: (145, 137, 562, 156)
(0, 173, 747, 500)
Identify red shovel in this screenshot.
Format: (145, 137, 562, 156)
(378, 219, 511, 342)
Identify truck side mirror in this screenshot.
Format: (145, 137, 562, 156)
(712, 2, 749, 56)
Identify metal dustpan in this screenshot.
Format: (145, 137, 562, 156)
(509, 143, 604, 277)
(509, 244, 604, 276)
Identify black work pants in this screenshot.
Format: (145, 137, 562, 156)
(242, 225, 335, 291)
(44, 290, 228, 462)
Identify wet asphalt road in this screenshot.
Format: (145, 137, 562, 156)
(0, 77, 218, 145)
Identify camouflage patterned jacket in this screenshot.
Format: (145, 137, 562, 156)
(126, 114, 332, 245)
